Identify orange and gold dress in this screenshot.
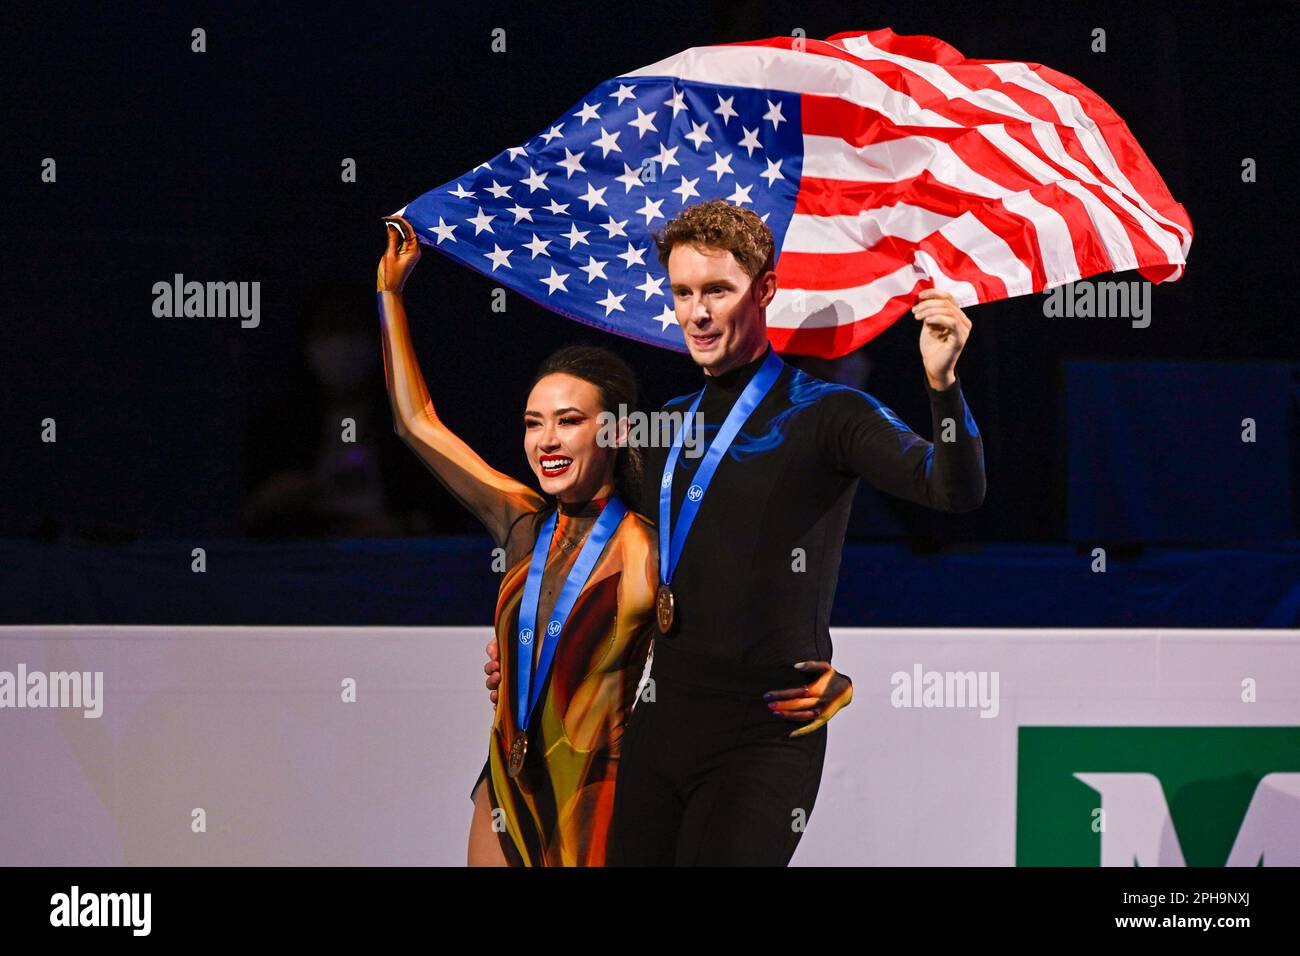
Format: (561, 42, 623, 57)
(377, 290, 657, 866)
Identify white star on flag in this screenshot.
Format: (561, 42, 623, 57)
(597, 288, 626, 315)
(540, 267, 570, 294)
(484, 244, 513, 271)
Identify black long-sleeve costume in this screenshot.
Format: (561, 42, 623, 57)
(609, 344, 985, 865)
(648, 344, 983, 664)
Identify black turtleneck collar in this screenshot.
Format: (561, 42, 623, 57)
(703, 343, 774, 394)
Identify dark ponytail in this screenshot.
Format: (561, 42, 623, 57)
(530, 345, 644, 514)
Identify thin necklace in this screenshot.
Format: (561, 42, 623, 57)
(556, 525, 592, 552)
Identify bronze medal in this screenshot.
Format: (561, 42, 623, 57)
(507, 731, 528, 778)
(655, 583, 675, 634)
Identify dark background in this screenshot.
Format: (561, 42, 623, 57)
(3, 0, 1299, 623)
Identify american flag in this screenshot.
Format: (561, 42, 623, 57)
(393, 28, 1192, 359)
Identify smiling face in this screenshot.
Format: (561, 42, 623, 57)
(668, 242, 777, 376)
(523, 373, 618, 503)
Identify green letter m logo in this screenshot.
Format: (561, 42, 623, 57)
(1016, 728, 1300, 866)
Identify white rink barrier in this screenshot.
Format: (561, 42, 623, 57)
(1, 626, 1298, 866)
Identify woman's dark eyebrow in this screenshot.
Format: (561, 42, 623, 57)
(524, 407, 585, 417)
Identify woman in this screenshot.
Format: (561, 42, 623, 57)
(376, 217, 849, 866)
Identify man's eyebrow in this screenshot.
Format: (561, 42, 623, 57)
(674, 278, 736, 288)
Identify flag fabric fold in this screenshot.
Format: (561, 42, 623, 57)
(393, 27, 1192, 358)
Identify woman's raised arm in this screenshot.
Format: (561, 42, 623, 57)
(377, 217, 545, 548)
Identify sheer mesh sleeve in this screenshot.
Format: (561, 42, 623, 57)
(377, 290, 546, 548)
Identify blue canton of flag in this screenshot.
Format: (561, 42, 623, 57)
(393, 78, 804, 351)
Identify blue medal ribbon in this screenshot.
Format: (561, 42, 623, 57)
(515, 496, 627, 733)
(659, 347, 784, 587)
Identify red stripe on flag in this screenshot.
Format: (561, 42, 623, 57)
(768, 288, 919, 356)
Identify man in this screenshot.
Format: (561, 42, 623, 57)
(492, 199, 985, 865)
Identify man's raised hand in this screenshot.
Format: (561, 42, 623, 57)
(912, 289, 971, 391)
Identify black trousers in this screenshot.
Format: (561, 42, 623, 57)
(607, 643, 828, 866)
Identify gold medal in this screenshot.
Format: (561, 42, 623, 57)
(507, 731, 528, 778)
(656, 583, 675, 634)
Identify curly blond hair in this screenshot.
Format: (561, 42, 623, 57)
(652, 199, 775, 281)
